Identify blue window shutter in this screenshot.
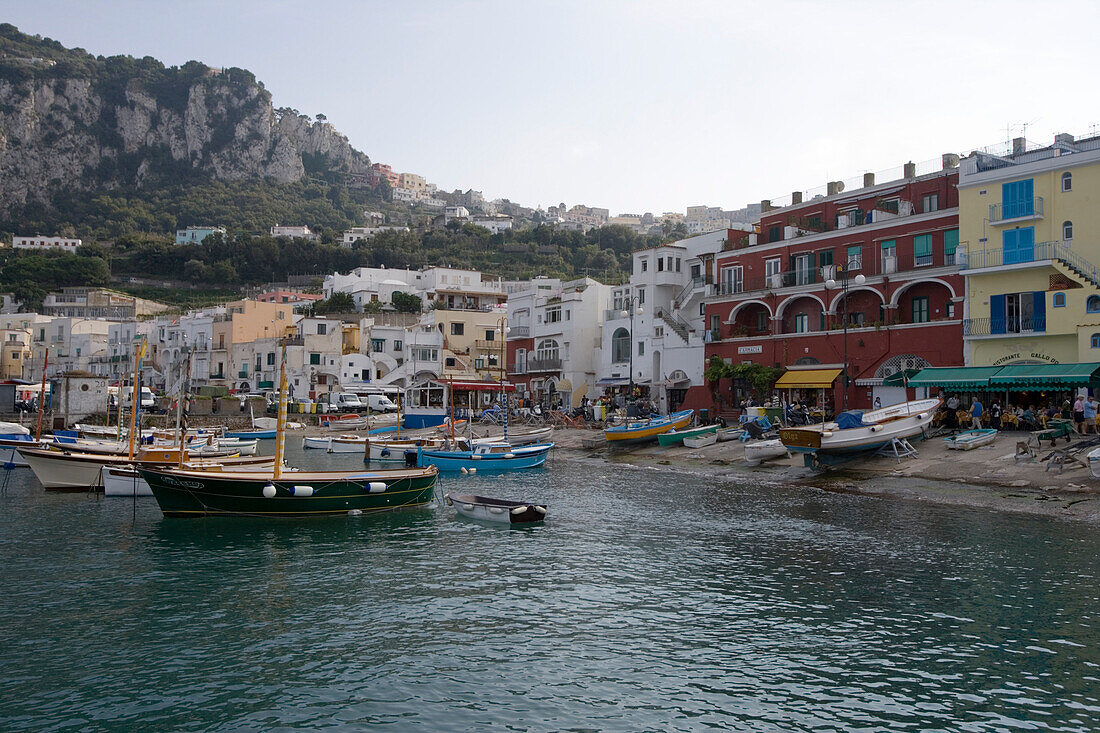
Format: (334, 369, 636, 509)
(990, 294, 1007, 334)
(944, 229, 959, 255)
(1033, 291, 1046, 332)
(1003, 229, 1019, 264)
(880, 239, 896, 250)
(914, 235, 933, 257)
(1019, 226, 1034, 261)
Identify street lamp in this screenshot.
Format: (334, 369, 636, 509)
(825, 267, 866, 412)
(496, 316, 510, 439)
(620, 296, 644, 410)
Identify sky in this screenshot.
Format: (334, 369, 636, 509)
(3, 0, 1099, 215)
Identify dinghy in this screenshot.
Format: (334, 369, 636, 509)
(716, 427, 743, 442)
(445, 493, 547, 524)
(744, 439, 789, 466)
(657, 423, 720, 448)
(682, 433, 718, 449)
(944, 428, 998, 451)
(416, 441, 553, 472)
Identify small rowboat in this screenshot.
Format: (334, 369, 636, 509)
(445, 493, 547, 524)
(683, 433, 718, 449)
(716, 427, 743, 442)
(657, 423, 720, 447)
(744, 439, 789, 466)
(944, 428, 998, 450)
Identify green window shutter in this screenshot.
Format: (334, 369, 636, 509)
(880, 239, 896, 250)
(944, 229, 959, 255)
(847, 245, 861, 264)
(914, 234, 933, 258)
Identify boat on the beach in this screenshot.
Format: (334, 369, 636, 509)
(683, 433, 718, 449)
(944, 428, 998, 451)
(1088, 447, 1100, 479)
(778, 399, 941, 457)
(138, 465, 439, 516)
(657, 423, 719, 447)
(716, 426, 743, 442)
(445, 493, 547, 524)
(416, 441, 553, 472)
(604, 409, 693, 446)
(321, 413, 370, 430)
(744, 439, 789, 466)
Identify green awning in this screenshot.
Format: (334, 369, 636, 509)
(907, 366, 1002, 390)
(258, 380, 274, 389)
(988, 363, 1100, 388)
(882, 368, 922, 387)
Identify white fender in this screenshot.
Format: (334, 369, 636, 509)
(460, 467, 469, 474)
(468, 468, 476, 474)
(471, 454, 482, 460)
(291, 485, 315, 497)
(510, 506, 527, 515)
(462, 503, 474, 510)
(367, 482, 386, 493)
(504, 453, 515, 458)
(534, 505, 547, 514)
(490, 507, 506, 514)
(262, 482, 276, 498)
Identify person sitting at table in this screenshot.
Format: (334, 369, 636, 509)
(1061, 400, 1073, 420)
(1019, 406, 1039, 431)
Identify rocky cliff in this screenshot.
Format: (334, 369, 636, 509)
(0, 24, 371, 216)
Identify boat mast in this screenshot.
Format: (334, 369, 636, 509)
(176, 350, 193, 468)
(35, 348, 48, 442)
(127, 339, 147, 461)
(272, 343, 288, 480)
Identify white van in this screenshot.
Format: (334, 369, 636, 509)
(330, 393, 364, 412)
(366, 394, 400, 413)
(109, 386, 156, 410)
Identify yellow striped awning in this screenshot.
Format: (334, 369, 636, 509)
(774, 368, 843, 389)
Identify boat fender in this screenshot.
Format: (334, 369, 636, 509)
(916, 413, 926, 420)
(534, 505, 547, 515)
(504, 453, 515, 458)
(262, 482, 276, 498)
(381, 448, 391, 457)
(869, 426, 880, 433)
(510, 506, 527, 515)
(462, 504, 475, 510)
(367, 482, 387, 493)
(822, 431, 833, 438)
(471, 454, 482, 460)
(444, 495, 453, 506)
(291, 485, 315, 497)
(460, 467, 469, 474)
(490, 507, 506, 514)
(468, 468, 476, 474)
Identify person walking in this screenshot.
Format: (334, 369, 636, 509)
(1074, 394, 1087, 434)
(1087, 396, 1099, 435)
(989, 400, 1002, 430)
(969, 397, 984, 429)
(945, 394, 960, 431)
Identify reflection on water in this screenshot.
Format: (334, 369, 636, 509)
(1, 445, 1098, 731)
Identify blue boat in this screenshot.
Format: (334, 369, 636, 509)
(603, 408, 694, 446)
(415, 441, 553, 472)
(225, 429, 277, 439)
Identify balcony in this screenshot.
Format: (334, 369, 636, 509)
(474, 339, 505, 350)
(508, 325, 530, 338)
(989, 197, 1043, 223)
(526, 357, 562, 372)
(238, 370, 249, 378)
(959, 241, 1100, 290)
(509, 363, 527, 375)
(963, 316, 1046, 337)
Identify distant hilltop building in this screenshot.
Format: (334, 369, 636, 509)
(175, 226, 226, 245)
(270, 225, 319, 241)
(13, 235, 82, 251)
(41, 287, 169, 319)
(341, 225, 410, 247)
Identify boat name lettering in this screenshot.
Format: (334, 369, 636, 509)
(163, 476, 206, 490)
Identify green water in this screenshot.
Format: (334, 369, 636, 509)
(1, 445, 1098, 731)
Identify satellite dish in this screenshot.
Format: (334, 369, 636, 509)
(835, 182, 845, 193)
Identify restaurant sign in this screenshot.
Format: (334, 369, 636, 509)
(737, 345, 763, 354)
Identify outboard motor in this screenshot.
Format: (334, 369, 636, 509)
(404, 449, 419, 468)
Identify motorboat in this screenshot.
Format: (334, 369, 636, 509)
(604, 409, 694, 446)
(445, 493, 547, 524)
(416, 441, 553, 472)
(778, 399, 941, 457)
(744, 439, 789, 466)
(657, 423, 719, 448)
(683, 433, 718, 449)
(366, 437, 446, 461)
(944, 429, 998, 451)
(474, 425, 554, 446)
(138, 465, 439, 517)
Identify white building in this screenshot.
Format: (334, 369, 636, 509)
(341, 226, 410, 247)
(469, 215, 514, 234)
(270, 225, 319, 240)
(13, 235, 82, 251)
(323, 266, 506, 312)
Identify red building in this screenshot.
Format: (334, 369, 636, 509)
(705, 162, 963, 411)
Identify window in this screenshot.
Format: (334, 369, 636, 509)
(848, 312, 865, 326)
(255, 356, 262, 371)
(612, 328, 630, 362)
(690, 264, 701, 279)
(474, 358, 484, 370)
(880, 240, 897, 272)
(846, 246, 862, 271)
(667, 256, 674, 271)
(1062, 172, 1073, 192)
(411, 347, 437, 361)
(675, 258, 681, 272)
(638, 288, 645, 305)
(1063, 220, 1073, 241)
(947, 302, 956, 318)
(913, 234, 933, 267)
(637, 341, 645, 356)
(944, 229, 959, 265)
(445, 357, 456, 367)
(316, 323, 327, 335)
(755, 310, 767, 333)
(818, 249, 833, 267)
(794, 314, 808, 333)
(640, 258, 648, 272)
(710, 314, 720, 332)
(767, 226, 782, 242)
(309, 353, 321, 365)
(922, 193, 939, 213)
(1093, 334, 1100, 349)
(482, 329, 494, 341)
(450, 322, 464, 336)
(657, 258, 664, 272)
(911, 296, 929, 323)
(266, 352, 275, 365)
(393, 340, 402, 351)
(545, 307, 562, 323)
(371, 338, 385, 352)
(722, 266, 744, 294)
(1002, 179, 1034, 218)
(1088, 296, 1100, 314)
(1053, 293, 1066, 308)
(536, 339, 559, 363)
(1003, 226, 1036, 264)
(699, 302, 705, 316)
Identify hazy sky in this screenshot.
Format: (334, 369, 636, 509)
(3, 0, 1098, 215)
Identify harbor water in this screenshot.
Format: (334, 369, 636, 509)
(1, 442, 1099, 731)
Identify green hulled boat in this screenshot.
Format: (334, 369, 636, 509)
(138, 466, 439, 517)
(656, 423, 719, 447)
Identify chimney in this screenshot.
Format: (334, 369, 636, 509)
(760, 199, 772, 213)
(1012, 137, 1026, 155)
(863, 172, 875, 188)
(903, 161, 916, 178)
(1054, 132, 1075, 145)
(791, 191, 803, 205)
(826, 181, 844, 196)
(942, 153, 960, 170)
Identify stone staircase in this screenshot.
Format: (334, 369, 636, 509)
(658, 310, 691, 344)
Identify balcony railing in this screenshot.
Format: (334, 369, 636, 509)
(963, 316, 1046, 336)
(959, 241, 1100, 290)
(508, 325, 530, 338)
(474, 339, 505, 350)
(990, 197, 1043, 223)
(526, 357, 562, 372)
(509, 363, 527, 374)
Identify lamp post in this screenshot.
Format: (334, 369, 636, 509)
(621, 296, 644, 410)
(496, 315, 510, 439)
(825, 267, 866, 412)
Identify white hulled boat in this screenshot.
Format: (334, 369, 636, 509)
(779, 398, 941, 457)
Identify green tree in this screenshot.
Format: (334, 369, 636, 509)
(391, 290, 422, 313)
(313, 291, 355, 314)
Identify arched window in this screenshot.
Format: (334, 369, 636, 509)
(1063, 220, 1073, 241)
(1092, 334, 1100, 349)
(536, 339, 559, 363)
(1087, 296, 1100, 314)
(611, 328, 630, 363)
(1062, 172, 1073, 192)
(1053, 292, 1066, 308)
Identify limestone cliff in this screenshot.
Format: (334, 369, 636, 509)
(0, 24, 371, 216)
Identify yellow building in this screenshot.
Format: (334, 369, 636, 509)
(0, 328, 31, 379)
(431, 308, 509, 382)
(209, 300, 294, 385)
(959, 133, 1100, 366)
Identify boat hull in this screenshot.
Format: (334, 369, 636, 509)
(138, 466, 439, 517)
(417, 443, 552, 472)
(224, 429, 276, 439)
(779, 399, 940, 455)
(445, 493, 546, 524)
(683, 433, 718, 448)
(945, 429, 998, 451)
(604, 409, 694, 445)
(102, 466, 153, 496)
(744, 439, 788, 466)
(657, 423, 718, 447)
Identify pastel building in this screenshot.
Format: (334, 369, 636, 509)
(175, 226, 226, 245)
(958, 133, 1100, 366)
